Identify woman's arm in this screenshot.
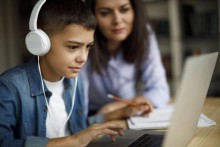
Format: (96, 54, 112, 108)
(140, 31, 170, 108)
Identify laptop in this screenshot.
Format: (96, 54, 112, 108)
(88, 52, 218, 147)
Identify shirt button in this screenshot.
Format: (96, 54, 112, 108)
(45, 91, 52, 98)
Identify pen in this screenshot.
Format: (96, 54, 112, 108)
(107, 94, 139, 107)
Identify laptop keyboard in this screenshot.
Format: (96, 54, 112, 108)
(127, 134, 164, 147)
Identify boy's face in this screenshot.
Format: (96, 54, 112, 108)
(41, 24, 94, 82)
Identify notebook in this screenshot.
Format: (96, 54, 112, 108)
(87, 52, 218, 147)
(127, 104, 216, 130)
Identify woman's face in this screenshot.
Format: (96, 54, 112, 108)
(95, 0, 134, 43)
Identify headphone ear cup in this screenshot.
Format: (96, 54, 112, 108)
(25, 29, 51, 56)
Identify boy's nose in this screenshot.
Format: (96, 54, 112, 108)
(76, 49, 88, 63)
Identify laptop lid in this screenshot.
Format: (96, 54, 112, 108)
(163, 52, 218, 147)
(88, 52, 218, 147)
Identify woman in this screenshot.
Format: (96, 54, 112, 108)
(82, 0, 170, 124)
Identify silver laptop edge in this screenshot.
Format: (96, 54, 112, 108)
(163, 52, 218, 147)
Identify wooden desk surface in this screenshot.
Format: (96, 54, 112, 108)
(187, 97, 220, 147)
(112, 97, 220, 147)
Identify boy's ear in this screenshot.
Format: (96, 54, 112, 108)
(25, 0, 51, 56)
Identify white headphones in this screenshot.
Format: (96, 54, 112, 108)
(25, 0, 50, 56)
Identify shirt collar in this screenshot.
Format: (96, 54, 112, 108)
(26, 57, 72, 97)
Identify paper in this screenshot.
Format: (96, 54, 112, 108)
(128, 104, 216, 130)
(198, 113, 216, 127)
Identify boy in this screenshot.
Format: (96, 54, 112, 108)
(0, 0, 123, 147)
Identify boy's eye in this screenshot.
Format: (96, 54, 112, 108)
(87, 44, 93, 50)
(67, 45, 78, 50)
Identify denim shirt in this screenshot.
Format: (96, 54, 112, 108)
(0, 58, 87, 147)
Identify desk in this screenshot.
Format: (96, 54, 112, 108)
(112, 97, 220, 147)
(187, 97, 220, 147)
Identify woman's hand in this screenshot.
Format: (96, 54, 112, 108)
(98, 101, 127, 114)
(100, 96, 153, 121)
(131, 96, 153, 116)
(71, 122, 124, 147)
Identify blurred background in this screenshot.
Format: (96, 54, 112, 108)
(0, 0, 219, 97)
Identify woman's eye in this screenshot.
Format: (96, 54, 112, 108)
(120, 7, 130, 13)
(100, 11, 110, 16)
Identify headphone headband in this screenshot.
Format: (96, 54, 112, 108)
(29, 0, 46, 31)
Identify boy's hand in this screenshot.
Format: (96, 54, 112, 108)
(72, 122, 124, 146)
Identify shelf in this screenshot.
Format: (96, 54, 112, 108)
(144, 0, 220, 96)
